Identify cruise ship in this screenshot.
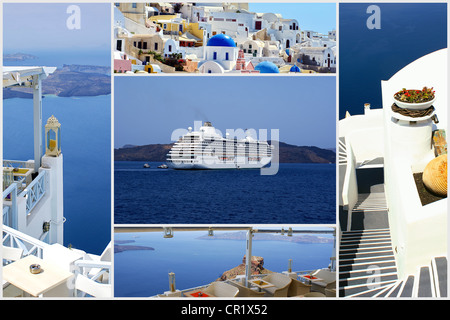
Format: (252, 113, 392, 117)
(166, 122, 273, 169)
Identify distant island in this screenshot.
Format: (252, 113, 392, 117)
(3, 64, 111, 99)
(114, 141, 336, 164)
(4, 52, 38, 61)
(197, 231, 333, 244)
(114, 240, 155, 253)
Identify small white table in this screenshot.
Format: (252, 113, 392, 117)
(3, 255, 74, 297)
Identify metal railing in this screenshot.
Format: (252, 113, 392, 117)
(2, 225, 49, 259)
(3, 170, 47, 230)
(157, 269, 319, 297)
(22, 170, 47, 214)
(74, 259, 112, 284)
(3, 160, 34, 169)
(3, 183, 18, 228)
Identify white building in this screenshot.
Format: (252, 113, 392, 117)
(339, 49, 447, 297)
(164, 38, 186, 59)
(198, 33, 239, 73)
(295, 46, 336, 68)
(2, 67, 111, 298)
(240, 39, 264, 58)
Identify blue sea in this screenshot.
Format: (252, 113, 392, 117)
(114, 162, 336, 224)
(339, 3, 447, 119)
(114, 231, 334, 297)
(3, 95, 111, 255)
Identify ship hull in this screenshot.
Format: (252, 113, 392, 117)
(167, 157, 271, 170)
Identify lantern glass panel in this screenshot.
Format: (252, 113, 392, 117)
(47, 129, 57, 151)
(58, 128, 61, 149)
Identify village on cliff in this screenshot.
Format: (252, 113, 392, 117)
(113, 2, 336, 74)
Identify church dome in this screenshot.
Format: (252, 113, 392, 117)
(255, 61, 280, 73)
(290, 65, 301, 73)
(207, 34, 236, 47)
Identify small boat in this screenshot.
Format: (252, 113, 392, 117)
(158, 164, 168, 169)
(143, 163, 150, 168)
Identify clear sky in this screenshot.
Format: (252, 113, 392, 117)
(114, 75, 336, 149)
(248, 3, 336, 34)
(3, 3, 110, 53)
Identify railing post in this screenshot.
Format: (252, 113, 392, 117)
(11, 184, 18, 229)
(3, 183, 18, 229)
(245, 229, 253, 287)
(169, 272, 176, 292)
(33, 74, 43, 173)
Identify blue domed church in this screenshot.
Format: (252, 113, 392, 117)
(198, 34, 239, 73)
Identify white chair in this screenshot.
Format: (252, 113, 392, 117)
(309, 269, 336, 294)
(74, 274, 112, 298)
(3, 246, 23, 265)
(203, 281, 239, 297)
(86, 242, 111, 283)
(287, 278, 312, 297)
(262, 273, 292, 297)
(3, 246, 24, 297)
(229, 281, 265, 297)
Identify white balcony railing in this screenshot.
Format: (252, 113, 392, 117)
(22, 170, 47, 214)
(2, 225, 49, 259)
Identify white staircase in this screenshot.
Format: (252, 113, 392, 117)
(339, 228, 398, 297)
(339, 229, 447, 298)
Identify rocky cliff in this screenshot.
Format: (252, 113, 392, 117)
(217, 255, 272, 281)
(3, 64, 111, 99)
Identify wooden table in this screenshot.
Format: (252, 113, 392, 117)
(248, 279, 275, 292)
(3, 255, 74, 297)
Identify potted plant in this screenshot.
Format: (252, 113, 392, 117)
(393, 86, 436, 110)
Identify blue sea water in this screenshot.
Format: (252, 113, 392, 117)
(114, 162, 336, 224)
(114, 231, 334, 297)
(3, 95, 111, 255)
(339, 3, 447, 119)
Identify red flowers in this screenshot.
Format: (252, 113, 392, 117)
(394, 86, 435, 103)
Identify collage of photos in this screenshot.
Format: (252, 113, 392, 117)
(0, 0, 448, 309)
